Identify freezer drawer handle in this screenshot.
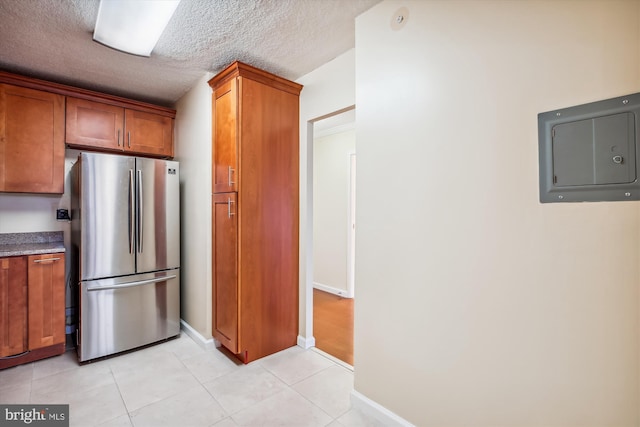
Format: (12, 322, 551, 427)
(33, 257, 60, 263)
(86, 275, 177, 292)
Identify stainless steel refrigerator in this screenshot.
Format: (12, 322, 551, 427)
(71, 152, 180, 362)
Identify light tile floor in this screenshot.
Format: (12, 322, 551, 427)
(0, 334, 385, 426)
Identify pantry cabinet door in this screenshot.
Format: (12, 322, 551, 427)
(212, 79, 238, 193)
(212, 193, 238, 353)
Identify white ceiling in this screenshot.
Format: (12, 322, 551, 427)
(0, 0, 380, 107)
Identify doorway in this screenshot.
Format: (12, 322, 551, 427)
(311, 108, 355, 366)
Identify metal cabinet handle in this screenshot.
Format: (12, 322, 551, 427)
(34, 257, 60, 263)
(128, 131, 131, 148)
(228, 166, 235, 186)
(117, 129, 121, 146)
(228, 198, 235, 218)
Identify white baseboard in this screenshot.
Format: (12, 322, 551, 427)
(313, 282, 353, 298)
(350, 390, 414, 427)
(311, 347, 353, 371)
(180, 319, 219, 351)
(297, 335, 316, 349)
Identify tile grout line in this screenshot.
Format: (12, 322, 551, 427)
(28, 362, 35, 405)
(286, 382, 342, 424)
(310, 347, 354, 372)
(107, 362, 134, 426)
(202, 361, 290, 419)
(114, 348, 202, 417)
(174, 347, 234, 423)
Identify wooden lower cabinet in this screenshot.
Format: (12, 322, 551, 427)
(212, 193, 238, 352)
(0, 253, 65, 370)
(27, 254, 65, 350)
(0, 256, 27, 357)
(212, 188, 299, 364)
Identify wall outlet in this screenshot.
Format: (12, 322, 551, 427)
(57, 209, 70, 220)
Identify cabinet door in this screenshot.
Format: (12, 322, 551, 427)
(66, 97, 125, 151)
(0, 257, 27, 357)
(213, 79, 238, 193)
(125, 109, 173, 158)
(0, 84, 64, 193)
(212, 193, 238, 353)
(27, 254, 65, 350)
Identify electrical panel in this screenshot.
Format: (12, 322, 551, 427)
(538, 92, 640, 203)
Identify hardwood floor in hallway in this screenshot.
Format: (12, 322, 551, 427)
(313, 289, 354, 365)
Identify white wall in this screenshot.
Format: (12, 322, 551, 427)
(297, 49, 356, 343)
(174, 72, 214, 338)
(313, 128, 355, 296)
(0, 153, 74, 234)
(355, 0, 640, 425)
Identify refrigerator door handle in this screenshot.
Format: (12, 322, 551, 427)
(137, 169, 143, 253)
(129, 169, 135, 254)
(86, 275, 177, 292)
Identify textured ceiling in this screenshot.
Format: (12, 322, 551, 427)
(0, 0, 380, 107)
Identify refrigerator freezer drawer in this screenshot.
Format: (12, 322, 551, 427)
(78, 269, 180, 362)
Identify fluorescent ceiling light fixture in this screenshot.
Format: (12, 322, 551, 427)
(93, 0, 180, 57)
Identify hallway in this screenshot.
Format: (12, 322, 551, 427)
(313, 289, 354, 366)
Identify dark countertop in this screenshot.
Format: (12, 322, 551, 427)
(0, 231, 66, 257)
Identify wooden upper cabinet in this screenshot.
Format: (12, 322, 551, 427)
(27, 253, 65, 350)
(0, 70, 175, 192)
(0, 84, 64, 194)
(212, 79, 238, 193)
(0, 256, 28, 357)
(66, 97, 174, 158)
(125, 109, 174, 158)
(66, 97, 125, 150)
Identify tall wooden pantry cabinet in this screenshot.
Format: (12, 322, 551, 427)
(209, 61, 302, 363)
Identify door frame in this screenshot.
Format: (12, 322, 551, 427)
(303, 105, 355, 351)
(347, 152, 356, 298)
